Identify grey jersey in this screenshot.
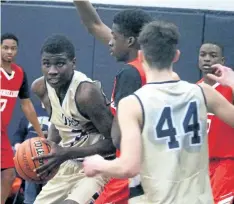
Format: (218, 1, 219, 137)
(134, 80, 213, 204)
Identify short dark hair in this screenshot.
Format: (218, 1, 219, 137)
(138, 20, 179, 69)
(113, 9, 152, 37)
(201, 42, 224, 56)
(41, 34, 75, 60)
(1, 33, 18, 45)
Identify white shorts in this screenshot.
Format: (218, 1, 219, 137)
(34, 160, 109, 204)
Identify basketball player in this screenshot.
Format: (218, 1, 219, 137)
(197, 43, 234, 204)
(1, 33, 44, 204)
(83, 20, 234, 203)
(31, 35, 116, 204)
(74, 2, 179, 203)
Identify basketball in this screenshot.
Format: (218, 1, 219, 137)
(14, 137, 58, 183)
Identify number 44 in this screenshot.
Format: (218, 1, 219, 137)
(156, 101, 202, 150)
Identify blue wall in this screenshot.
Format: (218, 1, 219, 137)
(1, 1, 234, 142)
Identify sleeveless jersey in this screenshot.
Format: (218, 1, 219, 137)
(110, 57, 146, 116)
(46, 71, 104, 148)
(134, 80, 213, 204)
(1, 64, 24, 129)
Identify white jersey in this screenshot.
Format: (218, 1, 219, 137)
(46, 71, 104, 148)
(134, 80, 213, 204)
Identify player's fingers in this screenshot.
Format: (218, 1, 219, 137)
(37, 162, 58, 178)
(41, 139, 53, 147)
(32, 152, 54, 160)
(207, 73, 220, 82)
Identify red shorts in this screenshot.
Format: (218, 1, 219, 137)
(1, 128, 14, 169)
(95, 150, 129, 204)
(209, 159, 234, 204)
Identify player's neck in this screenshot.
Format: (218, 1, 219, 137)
(1, 61, 12, 73)
(146, 69, 175, 83)
(203, 75, 216, 86)
(126, 50, 138, 63)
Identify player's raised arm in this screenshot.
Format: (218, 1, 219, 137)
(200, 83, 234, 127)
(73, 0, 112, 45)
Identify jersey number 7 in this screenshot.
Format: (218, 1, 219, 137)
(156, 101, 201, 150)
(0, 99, 7, 112)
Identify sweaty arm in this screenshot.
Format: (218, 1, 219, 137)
(112, 66, 142, 149)
(200, 83, 234, 127)
(98, 96, 143, 178)
(73, 0, 111, 45)
(64, 82, 115, 159)
(19, 72, 44, 138)
(31, 77, 61, 143)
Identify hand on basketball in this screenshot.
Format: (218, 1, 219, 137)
(32, 140, 67, 178)
(83, 154, 104, 177)
(207, 64, 234, 87)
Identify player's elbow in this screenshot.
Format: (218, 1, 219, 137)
(122, 163, 140, 178)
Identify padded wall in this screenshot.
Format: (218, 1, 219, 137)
(204, 14, 234, 68)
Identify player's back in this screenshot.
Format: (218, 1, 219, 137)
(134, 80, 213, 204)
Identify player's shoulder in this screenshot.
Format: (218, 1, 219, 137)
(117, 64, 141, 78)
(11, 63, 22, 69)
(31, 76, 46, 98)
(11, 63, 24, 74)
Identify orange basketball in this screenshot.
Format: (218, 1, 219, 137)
(14, 137, 58, 183)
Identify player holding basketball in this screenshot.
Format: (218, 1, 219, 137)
(31, 35, 115, 204)
(83, 20, 234, 203)
(74, 2, 179, 203)
(1, 33, 44, 204)
(197, 43, 234, 204)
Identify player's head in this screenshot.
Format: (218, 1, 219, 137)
(109, 9, 152, 62)
(199, 42, 224, 75)
(138, 20, 180, 71)
(41, 34, 75, 88)
(1, 33, 18, 63)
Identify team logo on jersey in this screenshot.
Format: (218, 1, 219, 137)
(62, 113, 79, 127)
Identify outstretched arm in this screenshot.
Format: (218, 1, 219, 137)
(73, 0, 112, 45)
(200, 83, 234, 128)
(84, 95, 143, 178)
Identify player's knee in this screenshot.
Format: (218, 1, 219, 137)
(60, 200, 79, 204)
(1, 168, 16, 184)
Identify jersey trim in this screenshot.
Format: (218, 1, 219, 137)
(133, 93, 145, 133)
(197, 84, 208, 107)
(146, 80, 180, 85)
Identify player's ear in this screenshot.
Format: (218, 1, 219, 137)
(72, 58, 76, 70)
(221, 57, 225, 65)
(128, 36, 136, 47)
(173, 49, 180, 63)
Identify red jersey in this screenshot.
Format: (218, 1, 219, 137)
(110, 57, 146, 116)
(198, 80, 234, 158)
(95, 58, 146, 204)
(1, 64, 24, 129)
